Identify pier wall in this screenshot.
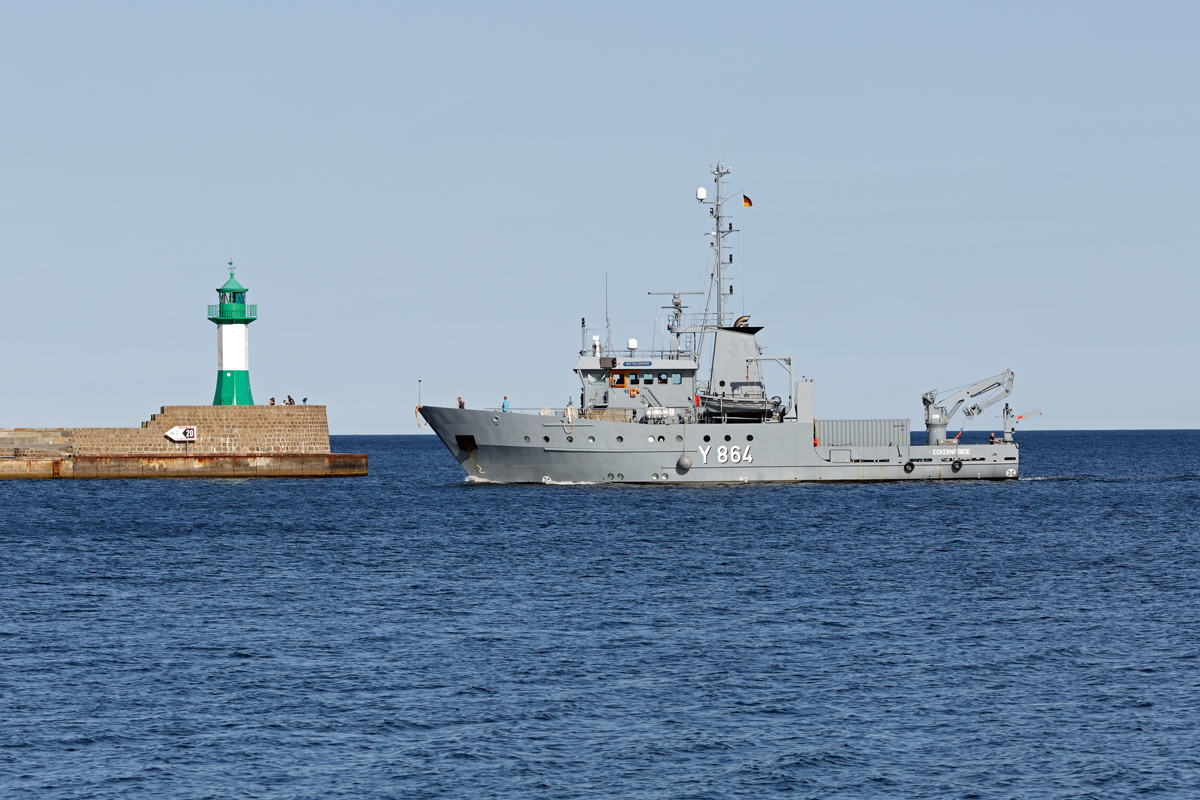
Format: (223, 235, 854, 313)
(0, 406, 365, 478)
(1, 406, 331, 457)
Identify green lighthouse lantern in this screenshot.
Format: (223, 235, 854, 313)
(207, 262, 258, 405)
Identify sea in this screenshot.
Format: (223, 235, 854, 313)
(2, 430, 1199, 799)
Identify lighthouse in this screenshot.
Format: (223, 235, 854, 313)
(207, 262, 257, 405)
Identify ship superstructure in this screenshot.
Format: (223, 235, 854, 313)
(418, 163, 1028, 483)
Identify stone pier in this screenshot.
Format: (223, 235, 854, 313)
(0, 405, 367, 479)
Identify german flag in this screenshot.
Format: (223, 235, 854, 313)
(743, 195, 753, 207)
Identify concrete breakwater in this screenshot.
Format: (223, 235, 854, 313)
(0, 405, 366, 479)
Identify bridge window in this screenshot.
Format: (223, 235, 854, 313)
(671, 373, 682, 384)
(629, 373, 640, 385)
(611, 373, 626, 388)
(584, 372, 606, 385)
(642, 373, 654, 383)
(657, 373, 669, 384)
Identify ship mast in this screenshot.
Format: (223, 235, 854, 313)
(698, 162, 735, 328)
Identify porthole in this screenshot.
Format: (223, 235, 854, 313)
(719, 380, 726, 387)
(660, 474, 668, 481)
(657, 436, 665, 443)
(747, 435, 754, 442)
(543, 436, 550, 443)
(703, 435, 711, 442)
(607, 473, 615, 480)
(616, 436, 623, 443)
(588, 436, 595, 443)
(724, 434, 731, 442)
(617, 473, 624, 480)
(491, 416, 500, 423)
(524, 435, 530, 443)
(652, 473, 660, 480)
(675, 435, 683, 442)
(648, 436, 654, 443)
(566, 435, 573, 442)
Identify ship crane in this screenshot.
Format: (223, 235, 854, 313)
(1001, 406, 1041, 442)
(922, 369, 1014, 445)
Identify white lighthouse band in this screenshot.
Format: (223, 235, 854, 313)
(217, 323, 250, 372)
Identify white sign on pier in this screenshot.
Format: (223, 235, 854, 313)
(165, 426, 197, 443)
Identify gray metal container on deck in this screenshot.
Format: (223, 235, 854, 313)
(815, 419, 909, 448)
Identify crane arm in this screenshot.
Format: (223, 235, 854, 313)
(960, 370, 1015, 420)
(932, 370, 1013, 421)
(1002, 406, 1041, 440)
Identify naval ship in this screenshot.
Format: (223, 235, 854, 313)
(419, 162, 1030, 484)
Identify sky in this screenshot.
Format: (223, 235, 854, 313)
(2, 2, 1197, 433)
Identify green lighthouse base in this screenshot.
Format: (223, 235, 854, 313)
(213, 370, 255, 406)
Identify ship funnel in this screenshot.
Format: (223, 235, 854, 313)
(696, 187, 707, 201)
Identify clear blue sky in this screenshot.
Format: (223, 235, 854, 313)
(2, 2, 1196, 432)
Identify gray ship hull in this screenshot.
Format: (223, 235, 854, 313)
(419, 407, 1019, 484)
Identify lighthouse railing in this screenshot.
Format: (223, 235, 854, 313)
(207, 304, 258, 321)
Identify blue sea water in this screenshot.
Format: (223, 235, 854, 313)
(2, 431, 1200, 799)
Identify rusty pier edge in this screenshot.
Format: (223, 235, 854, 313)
(0, 453, 368, 480)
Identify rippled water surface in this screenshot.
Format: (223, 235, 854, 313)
(3, 431, 1200, 799)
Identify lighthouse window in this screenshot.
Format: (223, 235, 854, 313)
(671, 373, 682, 384)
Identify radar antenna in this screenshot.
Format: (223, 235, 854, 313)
(648, 291, 703, 354)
